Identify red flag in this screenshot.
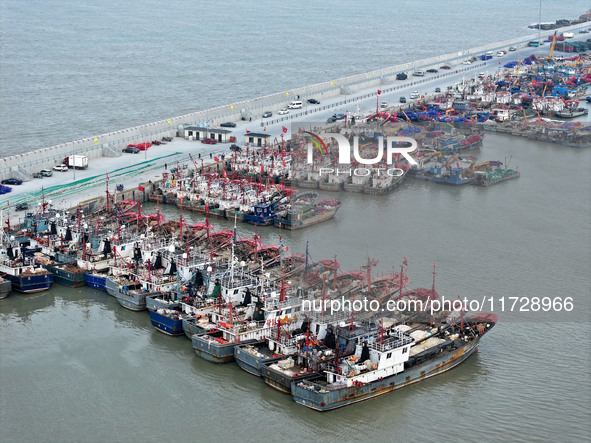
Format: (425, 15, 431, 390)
(261, 165, 264, 173)
(403, 256, 408, 266)
(106, 172, 109, 181)
(205, 203, 209, 212)
(214, 156, 220, 162)
(246, 130, 251, 134)
(282, 126, 287, 133)
(223, 169, 227, 178)
(263, 126, 266, 132)
(377, 89, 382, 95)
(282, 159, 286, 167)
(138, 185, 144, 192)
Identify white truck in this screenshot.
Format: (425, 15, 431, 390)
(63, 155, 88, 169)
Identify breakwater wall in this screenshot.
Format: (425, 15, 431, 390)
(1, 22, 588, 181)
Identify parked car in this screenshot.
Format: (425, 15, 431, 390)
(399, 97, 407, 103)
(262, 111, 272, 118)
(410, 91, 420, 99)
(230, 144, 242, 152)
(151, 140, 162, 145)
(462, 59, 472, 65)
(220, 122, 236, 128)
(201, 138, 217, 144)
(1, 178, 23, 185)
(122, 147, 140, 153)
(335, 113, 346, 120)
(478, 72, 486, 78)
(16, 202, 29, 211)
(40, 169, 53, 177)
(496, 51, 505, 57)
(396, 72, 408, 80)
(327, 116, 338, 123)
(413, 70, 425, 77)
(509, 46, 517, 51)
(380, 101, 388, 109)
(427, 68, 438, 73)
(53, 164, 68, 172)
(440, 65, 452, 70)
(435, 87, 441, 93)
(278, 108, 289, 115)
(162, 136, 173, 142)
(307, 98, 320, 104)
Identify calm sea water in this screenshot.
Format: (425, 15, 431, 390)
(1, 1, 590, 442)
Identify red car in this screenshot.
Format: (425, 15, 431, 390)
(127, 142, 152, 151)
(201, 138, 217, 144)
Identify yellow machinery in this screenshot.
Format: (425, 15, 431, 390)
(548, 31, 557, 60)
(445, 153, 459, 168)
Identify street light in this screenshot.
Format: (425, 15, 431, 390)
(538, 0, 542, 46)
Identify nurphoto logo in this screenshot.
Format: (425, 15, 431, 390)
(302, 131, 418, 177)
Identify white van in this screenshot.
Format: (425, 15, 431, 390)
(486, 51, 494, 57)
(413, 69, 425, 77)
(287, 100, 303, 109)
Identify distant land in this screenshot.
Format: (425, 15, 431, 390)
(529, 9, 591, 30)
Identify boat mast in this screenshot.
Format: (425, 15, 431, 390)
(106, 173, 110, 211)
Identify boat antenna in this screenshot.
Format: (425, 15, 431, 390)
(230, 213, 237, 283)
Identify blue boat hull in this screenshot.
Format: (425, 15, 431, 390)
(84, 273, 107, 291)
(1, 272, 53, 293)
(291, 338, 481, 411)
(244, 214, 275, 226)
(148, 310, 184, 336)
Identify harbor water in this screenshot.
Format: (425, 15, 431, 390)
(1, 1, 591, 442)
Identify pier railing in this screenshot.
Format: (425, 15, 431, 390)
(1, 21, 588, 181)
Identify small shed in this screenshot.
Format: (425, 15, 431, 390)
(208, 128, 233, 143)
(183, 126, 207, 141)
(245, 132, 270, 147)
(183, 127, 233, 142)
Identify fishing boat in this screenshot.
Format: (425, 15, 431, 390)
(244, 195, 287, 226)
(473, 168, 520, 186)
(0, 258, 54, 293)
(114, 280, 157, 311)
(84, 268, 111, 291)
(40, 261, 87, 287)
(0, 240, 53, 293)
(432, 168, 475, 185)
(555, 107, 588, 118)
(363, 173, 406, 195)
(234, 337, 297, 377)
(146, 292, 185, 335)
(555, 100, 589, 118)
(0, 276, 11, 299)
(274, 199, 341, 230)
(291, 313, 497, 411)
